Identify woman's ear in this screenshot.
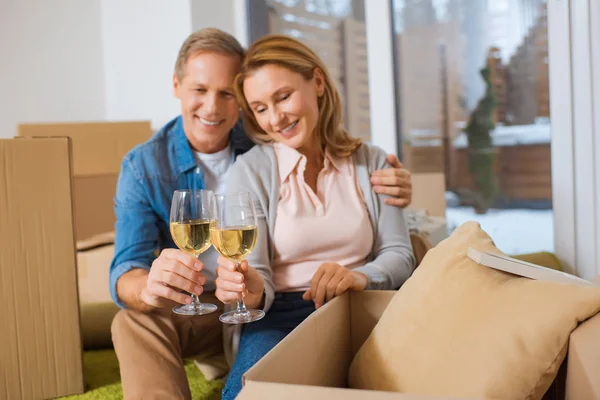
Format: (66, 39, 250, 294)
(313, 68, 326, 97)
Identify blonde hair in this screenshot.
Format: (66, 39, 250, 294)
(175, 28, 245, 81)
(234, 34, 361, 158)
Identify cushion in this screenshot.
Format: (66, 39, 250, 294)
(76, 231, 118, 350)
(512, 251, 563, 271)
(348, 221, 600, 399)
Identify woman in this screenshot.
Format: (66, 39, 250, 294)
(215, 34, 416, 399)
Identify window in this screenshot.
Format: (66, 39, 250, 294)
(392, 0, 552, 255)
(248, 0, 372, 142)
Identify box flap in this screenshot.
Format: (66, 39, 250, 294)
(0, 138, 84, 399)
(565, 312, 600, 399)
(467, 247, 596, 287)
(76, 231, 115, 252)
(350, 291, 396, 354)
(18, 121, 152, 176)
(238, 381, 453, 399)
(244, 293, 352, 388)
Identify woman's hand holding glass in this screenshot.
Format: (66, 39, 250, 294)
(302, 262, 368, 309)
(215, 257, 265, 309)
(211, 192, 266, 324)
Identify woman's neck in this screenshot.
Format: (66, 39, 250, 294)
(293, 137, 324, 193)
(299, 146, 323, 170)
(297, 136, 324, 171)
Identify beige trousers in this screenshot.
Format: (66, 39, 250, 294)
(111, 293, 224, 400)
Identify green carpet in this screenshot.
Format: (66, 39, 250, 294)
(60, 350, 224, 400)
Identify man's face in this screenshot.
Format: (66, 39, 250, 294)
(173, 52, 241, 153)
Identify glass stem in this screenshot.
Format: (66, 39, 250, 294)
(190, 294, 203, 309)
(236, 299, 249, 314)
(235, 262, 250, 315)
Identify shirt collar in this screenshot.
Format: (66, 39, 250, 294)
(171, 116, 253, 175)
(171, 116, 197, 175)
(324, 150, 347, 174)
(274, 143, 302, 183)
(274, 143, 348, 183)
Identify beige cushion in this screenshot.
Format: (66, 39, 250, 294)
(348, 221, 600, 399)
(76, 231, 118, 349)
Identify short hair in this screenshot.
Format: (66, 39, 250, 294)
(175, 28, 245, 81)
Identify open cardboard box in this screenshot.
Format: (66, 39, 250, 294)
(240, 271, 600, 399)
(240, 291, 469, 399)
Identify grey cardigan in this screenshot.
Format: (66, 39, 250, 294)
(223, 142, 415, 364)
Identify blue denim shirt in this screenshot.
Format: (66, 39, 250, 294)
(109, 116, 254, 307)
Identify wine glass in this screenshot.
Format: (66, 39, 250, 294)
(170, 189, 218, 316)
(210, 192, 265, 324)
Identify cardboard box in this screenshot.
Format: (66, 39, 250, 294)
(0, 137, 84, 399)
(409, 172, 446, 217)
(241, 289, 600, 399)
(16, 122, 151, 354)
(18, 121, 152, 241)
(76, 231, 116, 304)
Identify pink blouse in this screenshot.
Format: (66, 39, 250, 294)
(271, 143, 374, 292)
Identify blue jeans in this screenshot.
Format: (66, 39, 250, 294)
(222, 292, 316, 400)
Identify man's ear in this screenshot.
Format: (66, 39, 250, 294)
(173, 73, 181, 99)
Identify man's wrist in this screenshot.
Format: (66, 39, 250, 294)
(117, 268, 157, 312)
(137, 286, 159, 313)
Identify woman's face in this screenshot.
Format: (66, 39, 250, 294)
(243, 64, 325, 154)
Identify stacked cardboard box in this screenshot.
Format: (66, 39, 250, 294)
(1, 122, 151, 399)
(19, 122, 152, 348)
(1, 137, 84, 399)
(18, 121, 151, 241)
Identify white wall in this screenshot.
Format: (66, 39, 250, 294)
(100, 0, 192, 130)
(0, 0, 106, 138)
(191, 0, 235, 35)
(0, 1, 246, 138)
(191, 0, 249, 47)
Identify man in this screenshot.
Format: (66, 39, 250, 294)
(109, 28, 412, 400)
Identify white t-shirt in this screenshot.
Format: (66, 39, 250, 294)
(194, 146, 234, 291)
(193, 146, 233, 196)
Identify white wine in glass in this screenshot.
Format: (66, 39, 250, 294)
(170, 189, 218, 316)
(210, 225, 258, 261)
(211, 193, 265, 324)
(170, 219, 211, 255)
